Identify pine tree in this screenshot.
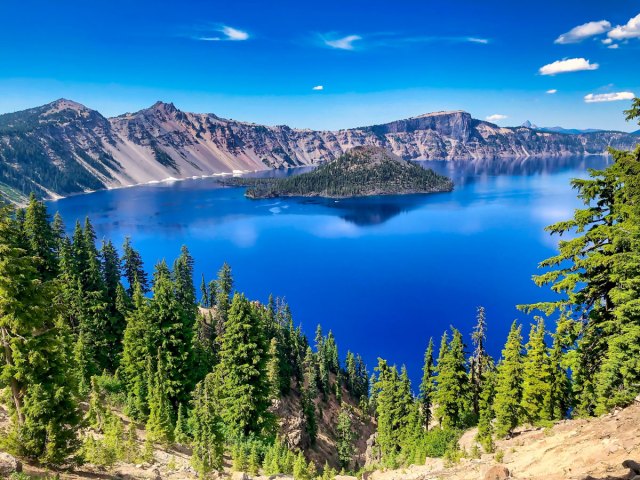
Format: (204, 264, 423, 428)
(419, 338, 435, 429)
(494, 322, 524, 438)
(336, 407, 355, 470)
(146, 353, 175, 445)
(149, 259, 195, 410)
(434, 328, 470, 429)
(100, 240, 125, 371)
(214, 293, 272, 437)
(214, 262, 233, 338)
(267, 337, 281, 401)
(174, 403, 191, 444)
(520, 318, 551, 425)
(0, 206, 81, 465)
(470, 306, 491, 418)
(547, 325, 571, 420)
(122, 236, 149, 294)
(191, 375, 224, 475)
(121, 283, 153, 419)
(23, 193, 57, 280)
(476, 368, 496, 453)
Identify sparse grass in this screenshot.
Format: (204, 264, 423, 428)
(495, 449, 504, 463)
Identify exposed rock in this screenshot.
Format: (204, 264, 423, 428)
(623, 459, 640, 474)
(0, 452, 21, 475)
(1, 99, 638, 203)
(232, 472, 250, 480)
(334, 476, 358, 480)
(483, 465, 510, 480)
(365, 433, 381, 466)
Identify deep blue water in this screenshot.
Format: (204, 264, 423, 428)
(49, 155, 610, 387)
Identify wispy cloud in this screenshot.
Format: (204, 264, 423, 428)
(198, 25, 250, 42)
(312, 85, 324, 91)
(323, 34, 362, 50)
(539, 58, 599, 75)
(546, 89, 558, 94)
(486, 114, 508, 122)
(554, 20, 611, 44)
(466, 37, 490, 44)
(318, 32, 489, 50)
(584, 91, 635, 103)
(608, 13, 640, 40)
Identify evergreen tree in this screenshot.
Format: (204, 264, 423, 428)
(149, 259, 196, 410)
(214, 293, 272, 436)
(146, 353, 175, 445)
(522, 111, 640, 415)
(23, 193, 57, 280)
(547, 325, 571, 420)
(191, 374, 224, 475)
(419, 338, 435, 429)
(493, 322, 524, 438)
(336, 407, 355, 470)
(174, 403, 191, 444)
(214, 262, 233, 338)
(121, 283, 153, 419)
(0, 206, 81, 465)
(469, 306, 491, 418)
(434, 328, 470, 429)
(476, 368, 496, 453)
(520, 318, 551, 425)
(122, 236, 149, 294)
(100, 240, 125, 370)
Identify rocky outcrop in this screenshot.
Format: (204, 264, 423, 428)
(1, 99, 638, 202)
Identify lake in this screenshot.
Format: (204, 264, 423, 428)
(49, 155, 610, 386)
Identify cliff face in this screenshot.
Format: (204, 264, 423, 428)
(0, 99, 638, 201)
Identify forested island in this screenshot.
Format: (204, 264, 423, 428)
(0, 102, 639, 479)
(223, 146, 454, 199)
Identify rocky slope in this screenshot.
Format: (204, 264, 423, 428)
(1, 99, 638, 202)
(5, 396, 639, 479)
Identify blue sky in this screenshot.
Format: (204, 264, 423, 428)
(1, 0, 639, 131)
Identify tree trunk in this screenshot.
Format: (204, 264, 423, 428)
(1, 327, 24, 425)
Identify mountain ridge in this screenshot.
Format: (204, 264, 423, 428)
(1, 99, 639, 202)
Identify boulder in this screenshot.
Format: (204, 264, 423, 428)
(232, 472, 250, 480)
(623, 460, 640, 474)
(0, 452, 22, 476)
(484, 465, 510, 480)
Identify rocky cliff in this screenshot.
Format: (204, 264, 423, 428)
(1, 99, 638, 202)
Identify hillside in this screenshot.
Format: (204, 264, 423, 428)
(6, 396, 639, 479)
(225, 146, 454, 198)
(0, 100, 638, 202)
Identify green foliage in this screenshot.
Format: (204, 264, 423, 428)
(494, 322, 524, 438)
(434, 328, 471, 429)
(214, 293, 272, 437)
(174, 403, 191, 445)
(336, 406, 355, 470)
(419, 338, 436, 429)
(262, 438, 296, 475)
(226, 146, 454, 199)
(520, 319, 551, 425)
(190, 374, 224, 475)
(145, 353, 175, 445)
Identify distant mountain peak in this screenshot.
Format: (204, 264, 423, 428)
(412, 110, 468, 119)
(521, 120, 539, 129)
(46, 98, 90, 113)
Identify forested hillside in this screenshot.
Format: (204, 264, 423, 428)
(0, 103, 639, 479)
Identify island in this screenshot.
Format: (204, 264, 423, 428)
(223, 146, 454, 199)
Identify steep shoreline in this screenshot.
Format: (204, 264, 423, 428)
(1, 99, 638, 203)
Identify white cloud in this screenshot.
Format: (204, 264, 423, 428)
(199, 25, 249, 41)
(312, 85, 324, 91)
(608, 13, 640, 40)
(608, 44, 619, 49)
(486, 114, 508, 121)
(602, 38, 613, 45)
(584, 91, 635, 103)
(555, 20, 611, 44)
(546, 89, 558, 94)
(466, 37, 489, 44)
(539, 58, 599, 75)
(324, 34, 362, 50)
